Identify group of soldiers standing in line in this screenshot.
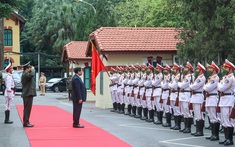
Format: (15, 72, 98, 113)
(109, 59, 235, 146)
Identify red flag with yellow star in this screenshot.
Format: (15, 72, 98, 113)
(91, 43, 105, 95)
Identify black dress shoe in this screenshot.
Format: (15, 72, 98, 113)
(23, 123, 34, 127)
(73, 124, 85, 128)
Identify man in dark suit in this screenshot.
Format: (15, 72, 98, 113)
(21, 62, 37, 127)
(71, 67, 87, 128)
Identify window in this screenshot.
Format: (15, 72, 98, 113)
(4, 29, 13, 46)
(100, 71, 103, 95)
(84, 67, 91, 90)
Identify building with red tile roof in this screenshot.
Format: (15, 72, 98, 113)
(85, 27, 180, 108)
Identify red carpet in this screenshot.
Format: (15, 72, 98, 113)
(16, 105, 131, 147)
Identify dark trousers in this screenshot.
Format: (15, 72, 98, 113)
(23, 96, 33, 124)
(73, 101, 83, 125)
(68, 90, 71, 100)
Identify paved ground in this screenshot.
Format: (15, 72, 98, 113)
(0, 91, 231, 147)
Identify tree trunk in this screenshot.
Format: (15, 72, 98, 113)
(0, 18, 4, 70)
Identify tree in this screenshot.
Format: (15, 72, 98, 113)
(0, 0, 24, 70)
(175, 0, 235, 65)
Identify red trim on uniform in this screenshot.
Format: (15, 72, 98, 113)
(7, 90, 11, 92)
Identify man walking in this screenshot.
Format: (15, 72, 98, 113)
(21, 62, 36, 127)
(71, 67, 87, 128)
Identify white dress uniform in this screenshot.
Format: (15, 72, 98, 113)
(218, 72, 235, 127)
(117, 73, 124, 105)
(133, 72, 140, 107)
(123, 73, 130, 105)
(169, 73, 181, 116)
(161, 73, 171, 113)
(128, 72, 135, 106)
(138, 73, 147, 108)
(178, 73, 194, 118)
(204, 74, 220, 123)
(190, 74, 206, 121)
(152, 72, 163, 111)
(110, 73, 120, 104)
(4, 73, 15, 110)
(144, 73, 154, 110)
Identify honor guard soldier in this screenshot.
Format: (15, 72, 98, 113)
(133, 63, 141, 118)
(109, 67, 119, 112)
(117, 66, 125, 114)
(123, 65, 131, 115)
(190, 62, 206, 136)
(139, 63, 148, 120)
(115, 66, 122, 113)
(204, 61, 220, 141)
(144, 64, 154, 122)
(153, 64, 164, 125)
(161, 64, 172, 127)
(129, 65, 136, 117)
(178, 62, 194, 133)
(218, 59, 235, 146)
(169, 63, 182, 130)
(4, 63, 14, 124)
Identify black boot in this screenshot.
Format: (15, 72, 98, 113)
(110, 102, 117, 112)
(117, 103, 121, 113)
(170, 116, 177, 129)
(179, 117, 187, 132)
(130, 106, 136, 117)
(146, 110, 154, 122)
(173, 115, 182, 130)
(224, 127, 234, 146)
(162, 113, 171, 127)
(183, 118, 192, 133)
(134, 107, 142, 118)
(4, 110, 13, 124)
(125, 104, 131, 115)
(219, 127, 228, 144)
(210, 122, 219, 141)
(119, 104, 125, 114)
(154, 111, 163, 125)
(141, 108, 148, 120)
(194, 120, 204, 136)
(206, 123, 214, 140)
(191, 120, 199, 135)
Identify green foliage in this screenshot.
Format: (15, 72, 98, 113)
(0, 0, 24, 18)
(175, 0, 235, 65)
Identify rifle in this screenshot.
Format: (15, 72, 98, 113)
(189, 74, 193, 110)
(137, 72, 142, 99)
(142, 73, 147, 100)
(131, 72, 136, 97)
(230, 104, 235, 119)
(201, 77, 208, 112)
(216, 92, 221, 113)
(175, 69, 182, 106)
(122, 73, 127, 96)
(166, 73, 172, 105)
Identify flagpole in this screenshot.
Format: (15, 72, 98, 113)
(90, 40, 110, 77)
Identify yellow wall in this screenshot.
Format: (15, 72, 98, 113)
(4, 17, 21, 67)
(95, 53, 175, 109)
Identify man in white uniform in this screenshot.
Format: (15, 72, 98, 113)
(133, 64, 141, 118)
(153, 64, 163, 125)
(161, 64, 172, 127)
(145, 64, 154, 122)
(139, 64, 148, 120)
(4, 63, 15, 124)
(204, 61, 220, 141)
(117, 67, 125, 114)
(218, 59, 235, 146)
(178, 62, 194, 133)
(169, 63, 182, 130)
(109, 67, 119, 112)
(190, 62, 206, 136)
